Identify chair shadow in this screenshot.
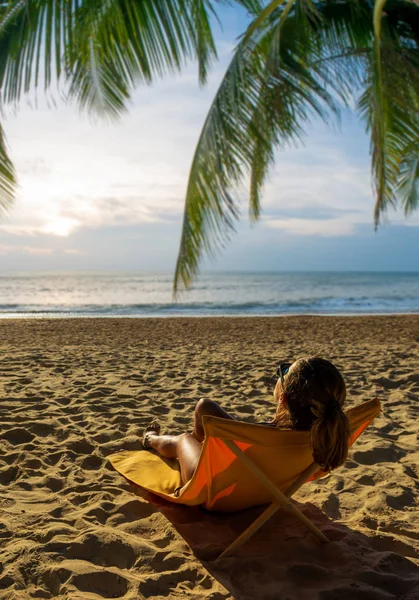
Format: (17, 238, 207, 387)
(132, 486, 419, 600)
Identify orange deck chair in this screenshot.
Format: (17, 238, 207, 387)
(109, 397, 380, 558)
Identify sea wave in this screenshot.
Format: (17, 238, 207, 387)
(1, 297, 419, 317)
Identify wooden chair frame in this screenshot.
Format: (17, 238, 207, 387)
(217, 439, 329, 559)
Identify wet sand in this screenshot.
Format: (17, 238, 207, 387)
(0, 316, 418, 599)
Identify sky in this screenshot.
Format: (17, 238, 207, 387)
(1, 4, 419, 276)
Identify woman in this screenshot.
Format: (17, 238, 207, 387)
(142, 357, 350, 485)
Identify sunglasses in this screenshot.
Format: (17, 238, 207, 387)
(276, 362, 292, 386)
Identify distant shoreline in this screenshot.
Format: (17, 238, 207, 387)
(1, 311, 419, 319)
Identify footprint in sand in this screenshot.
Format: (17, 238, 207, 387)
(371, 376, 401, 389)
(0, 465, 19, 485)
(45, 532, 136, 569)
(353, 445, 407, 465)
(138, 567, 203, 598)
(45, 477, 64, 492)
(55, 398, 72, 409)
(111, 499, 155, 523)
(83, 505, 108, 525)
(27, 422, 55, 437)
(355, 474, 375, 486)
(85, 387, 116, 399)
(149, 550, 185, 573)
(3, 428, 34, 445)
(23, 458, 43, 469)
(42, 564, 128, 598)
(80, 455, 103, 470)
(321, 493, 341, 519)
(150, 405, 171, 416)
(385, 488, 416, 510)
(72, 569, 129, 598)
(406, 372, 419, 383)
(173, 416, 190, 427)
(67, 439, 95, 455)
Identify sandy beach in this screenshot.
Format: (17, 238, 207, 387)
(0, 315, 418, 599)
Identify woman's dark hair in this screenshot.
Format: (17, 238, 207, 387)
(275, 357, 350, 471)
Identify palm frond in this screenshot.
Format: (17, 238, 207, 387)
(174, 37, 259, 293)
(0, 0, 227, 116)
(189, 0, 217, 84)
(248, 0, 359, 217)
(0, 122, 16, 212)
(66, 30, 131, 119)
(373, 0, 388, 40)
(357, 4, 419, 224)
(242, 0, 288, 44)
(397, 154, 419, 215)
(370, 0, 389, 224)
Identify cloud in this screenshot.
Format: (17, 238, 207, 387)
(2, 60, 223, 239)
(24, 247, 54, 255)
(265, 217, 356, 236)
(262, 147, 372, 212)
(0, 244, 16, 253)
(63, 248, 84, 255)
(0, 244, 53, 255)
(17, 158, 52, 177)
(265, 204, 363, 221)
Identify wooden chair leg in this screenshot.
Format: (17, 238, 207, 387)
(217, 439, 329, 558)
(218, 502, 280, 559)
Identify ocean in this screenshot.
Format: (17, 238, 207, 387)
(0, 271, 418, 317)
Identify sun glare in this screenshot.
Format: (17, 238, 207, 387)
(42, 218, 78, 237)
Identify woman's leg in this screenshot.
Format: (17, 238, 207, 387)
(143, 399, 235, 483)
(192, 398, 235, 442)
(143, 429, 202, 484)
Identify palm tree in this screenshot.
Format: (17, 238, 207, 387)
(174, 0, 419, 291)
(0, 1, 417, 293)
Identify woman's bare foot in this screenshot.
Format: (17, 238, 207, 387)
(142, 421, 161, 449)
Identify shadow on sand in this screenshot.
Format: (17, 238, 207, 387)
(133, 487, 419, 600)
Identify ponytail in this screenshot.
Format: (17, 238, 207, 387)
(280, 357, 350, 471)
(310, 399, 350, 471)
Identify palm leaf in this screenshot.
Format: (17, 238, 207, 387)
(358, 3, 419, 224)
(0, 122, 16, 212)
(0, 0, 260, 114)
(242, 0, 289, 43)
(370, 0, 389, 224)
(248, 0, 355, 221)
(397, 154, 419, 215)
(248, 0, 296, 221)
(174, 36, 262, 293)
